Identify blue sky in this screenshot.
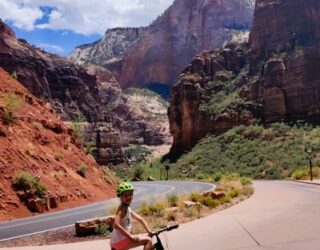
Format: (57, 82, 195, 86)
(0, 0, 174, 56)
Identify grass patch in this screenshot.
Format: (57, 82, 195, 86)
(77, 164, 87, 178)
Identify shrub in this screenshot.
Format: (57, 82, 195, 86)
(33, 180, 47, 197)
(219, 195, 231, 204)
(201, 197, 220, 208)
(228, 189, 240, 198)
(190, 193, 202, 202)
(95, 224, 109, 235)
(166, 211, 177, 221)
(77, 164, 87, 178)
(148, 204, 165, 217)
(1, 93, 21, 124)
(240, 177, 252, 186)
(212, 172, 223, 182)
(139, 201, 150, 216)
(242, 185, 254, 196)
(12, 171, 35, 190)
(84, 142, 95, 155)
(139, 202, 165, 217)
(70, 114, 86, 139)
(195, 173, 205, 180)
(183, 206, 197, 218)
(243, 125, 263, 139)
(167, 194, 178, 207)
(133, 166, 144, 180)
(12, 171, 47, 197)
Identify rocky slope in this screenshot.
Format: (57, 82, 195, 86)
(0, 67, 116, 221)
(69, 0, 255, 91)
(168, 0, 320, 156)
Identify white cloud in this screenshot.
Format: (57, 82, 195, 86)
(38, 43, 64, 54)
(0, 0, 174, 35)
(0, 0, 42, 30)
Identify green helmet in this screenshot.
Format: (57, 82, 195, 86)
(117, 182, 135, 197)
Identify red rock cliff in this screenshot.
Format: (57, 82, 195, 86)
(169, 0, 320, 156)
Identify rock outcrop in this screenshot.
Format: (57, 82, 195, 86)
(168, 44, 261, 155)
(168, 0, 320, 156)
(0, 67, 115, 221)
(69, 0, 255, 91)
(68, 28, 143, 79)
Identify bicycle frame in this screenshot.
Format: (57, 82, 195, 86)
(152, 225, 179, 250)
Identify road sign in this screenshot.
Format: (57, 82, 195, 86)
(305, 147, 314, 154)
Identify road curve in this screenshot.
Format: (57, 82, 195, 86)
(0, 181, 214, 241)
(2, 181, 320, 250)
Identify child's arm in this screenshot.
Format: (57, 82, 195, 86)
(131, 210, 153, 235)
(113, 209, 138, 241)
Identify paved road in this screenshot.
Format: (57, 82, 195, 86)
(0, 181, 214, 241)
(3, 181, 320, 250)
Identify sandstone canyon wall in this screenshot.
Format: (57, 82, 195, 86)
(69, 0, 255, 91)
(168, 0, 320, 156)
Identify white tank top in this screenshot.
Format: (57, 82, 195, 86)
(110, 207, 132, 243)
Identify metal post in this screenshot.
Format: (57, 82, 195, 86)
(309, 158, 313, 181)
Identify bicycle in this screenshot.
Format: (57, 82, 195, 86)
(152, 224, 179, 250)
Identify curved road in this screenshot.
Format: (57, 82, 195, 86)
(2, 181, 320, 249)
(0, 181, 214, 241)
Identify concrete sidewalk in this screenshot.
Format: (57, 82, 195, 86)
(2, 181, 320, 250)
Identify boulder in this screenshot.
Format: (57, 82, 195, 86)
(75, 216, 114, 236)
(203, 191, 226, 200)
(27, 198, 49, 213)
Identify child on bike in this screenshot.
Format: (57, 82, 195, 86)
(110, 182, 153, 250)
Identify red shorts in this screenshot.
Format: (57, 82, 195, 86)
(110, 238, 130, 250)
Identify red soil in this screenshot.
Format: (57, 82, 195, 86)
(0, 68, 116, 221)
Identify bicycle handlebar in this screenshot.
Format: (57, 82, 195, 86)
(153, 224, 179, 236)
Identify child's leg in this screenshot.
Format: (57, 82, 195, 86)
(124, 236, 152, 250)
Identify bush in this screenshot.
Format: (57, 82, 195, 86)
(190, 193, 203, 202)
(1, 93, 21, 124)
(195, 173, 205, 180)
(12, 171, 47, 197)
(85, 142, 95, 155)
(219, 195, 231, 204)
(33, 180, 47, 197)
(166, 211, 177, 221)
(291, 167, 320, 180)
(133, 166, 145, 180)
(167, 194, 178, 207)
(240, 177, 252, 185)
(183, 206, 197, 218)
(95, 224, 109, 235)
(77, 165, 87, 178)
(201, 196, 220, 208)
(12, 171, 35, 190)
(228, 189, 240, 198)
(139, 202, 165, 217)
(212, 172, 223, 182)
(70, 114, 86, 139)
(148, 204, 165, 217)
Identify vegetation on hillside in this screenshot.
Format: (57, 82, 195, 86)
(123, 122, 319, 181)
(169, 122, 319, 179)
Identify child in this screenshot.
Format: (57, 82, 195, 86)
(110, 182, 153, 250)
